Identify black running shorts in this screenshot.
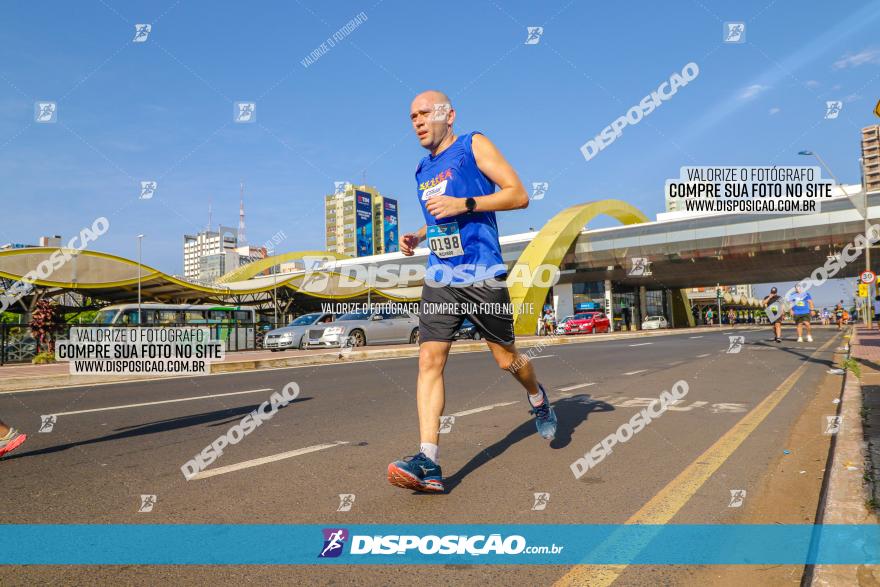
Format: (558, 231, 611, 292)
(419, 281, 515, 345)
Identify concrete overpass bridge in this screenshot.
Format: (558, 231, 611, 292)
(1, 192, 875, 335)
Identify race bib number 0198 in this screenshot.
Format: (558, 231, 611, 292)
(427, 222, 464, 259)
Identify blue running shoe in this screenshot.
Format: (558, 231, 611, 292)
(387, 452, 444, 493)
(529, 384, 557, 440)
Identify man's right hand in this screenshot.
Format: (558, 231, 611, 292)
(400, 233, 421, 256)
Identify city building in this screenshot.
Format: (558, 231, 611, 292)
(2, 235, 61, 250)
(325, 183, 398, 256)
(183, 226, 237, 280)
(862, 124, 880, 194)
(198, 251, 240, 283)
(236, 244, 267, 266)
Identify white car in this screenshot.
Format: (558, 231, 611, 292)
(641, 316, 668, 330)
(306, 308, 419, 348)
(555, 316, 574, 335)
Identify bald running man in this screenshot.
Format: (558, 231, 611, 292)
(386, 90, 557, 493)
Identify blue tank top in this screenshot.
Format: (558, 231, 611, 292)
(415, 131, 505, 285)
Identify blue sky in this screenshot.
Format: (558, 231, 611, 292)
(2, 1, 880, 305)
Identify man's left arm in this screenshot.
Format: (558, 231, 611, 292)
(425, 134, 529, 219)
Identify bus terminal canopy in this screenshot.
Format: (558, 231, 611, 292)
(0, 248, 423, 306)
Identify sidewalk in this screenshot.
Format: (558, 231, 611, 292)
(811, 326, 880, 586)
(850, 327, 880, 512)
(0, 324, 759, 393)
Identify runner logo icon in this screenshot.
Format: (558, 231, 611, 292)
(319, 528, 349, 558)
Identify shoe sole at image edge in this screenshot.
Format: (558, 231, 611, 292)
(387, 463, 444, 493)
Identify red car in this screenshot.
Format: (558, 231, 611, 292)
(563, 312, 611, 334)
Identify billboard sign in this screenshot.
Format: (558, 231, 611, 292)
(383, 198, 399, 253)
(355, 190, 373, 257)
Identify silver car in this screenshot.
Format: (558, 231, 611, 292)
(306, 308, 419, 348)
(263, 312, 334, 351)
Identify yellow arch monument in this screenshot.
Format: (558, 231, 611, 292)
(509, 199, 649, 336)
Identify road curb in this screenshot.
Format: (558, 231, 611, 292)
(810, 329, 879, 587)
(0, 324, 756, 393)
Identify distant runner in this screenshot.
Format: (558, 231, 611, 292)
(386, 90, 557, 494)
(762, 286, 783, 343)
(834, 302, 845, 331)
(788, 284, 815, 343)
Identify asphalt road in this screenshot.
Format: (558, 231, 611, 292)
(0, 326, 844, 586)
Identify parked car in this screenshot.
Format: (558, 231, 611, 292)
(555, 315, 574, 335)
(454, 319, 481, 340)
(306, 308, 419, 348)
(263, 312, 335, 351)
(563, 312, 611, 334)
(641, 315, 668, 330)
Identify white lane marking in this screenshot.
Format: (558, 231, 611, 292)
(668, 361, 684, 366)
(4, 329, 720, 395)
(528, 355, 557, 360)
(191, 441, 348, 480)
(50, 388, 274, 417)
(689, 336, 703, 339)
(697, 353, 711, 358)
(451, 401, 519, 417)
(629, 343, 652, 347)
(558, 382, 597, 392)
(624, 369, 647, 375)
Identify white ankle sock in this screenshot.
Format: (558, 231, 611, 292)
(528, 390, 545, 407)
(420, 442, 439, 463)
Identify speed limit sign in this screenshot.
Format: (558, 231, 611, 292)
(861, 271, 876, 284)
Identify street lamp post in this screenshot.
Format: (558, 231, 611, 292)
(800, 150, 872, 326)
(137, 234, 144, 325)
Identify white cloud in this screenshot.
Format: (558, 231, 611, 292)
(739, 84, 768, 100)
(805, 80, 820, 88)
(832, 48, 880, 69)
(769, 107, 781, 115)
(844, 94, 862, 103)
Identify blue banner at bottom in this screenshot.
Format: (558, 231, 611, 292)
(3, 524, 878, 565)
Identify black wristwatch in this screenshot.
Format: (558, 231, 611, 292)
(465, 197, 477, 213)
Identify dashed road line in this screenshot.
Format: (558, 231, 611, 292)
(451, 401, 519, 417)
(190, 441, 349, 480)
(50, 388, 274, 417)
(558, 382, 596, 392)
